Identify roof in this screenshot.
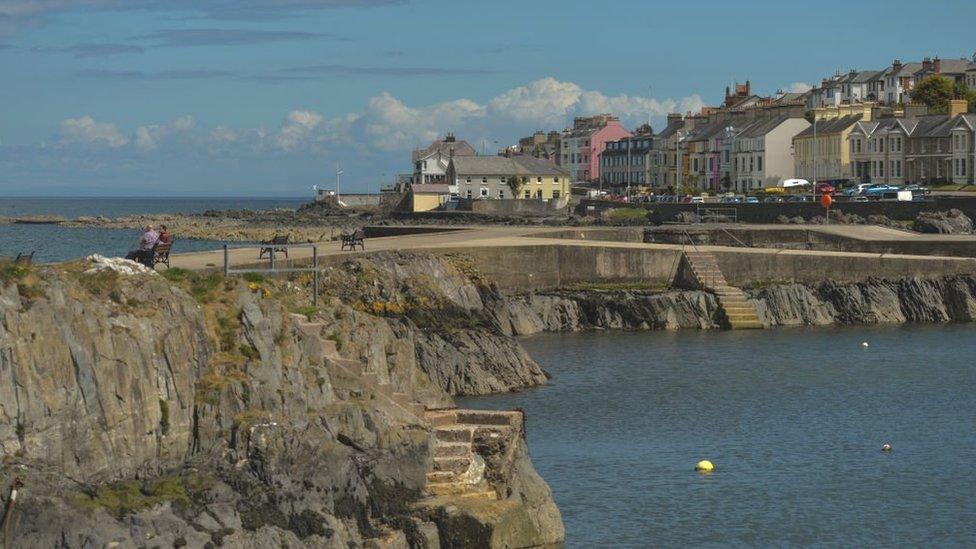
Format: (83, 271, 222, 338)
(795, 114, 863, 138)
(411, 184, 451, 194)
(852, 70, 882, 83)
(915, 59, 971, 76)
(892, 62, 923, 77)
(737, 115, 798, 138)
(449, 155, 568, 177)
(655, 119, 685, 139)
(411, 137, 476, 162)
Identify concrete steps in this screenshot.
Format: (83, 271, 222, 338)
(683, 251, 764, 330)
(420, 408, 523, 502)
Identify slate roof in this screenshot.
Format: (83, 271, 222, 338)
(411, 138, 476, 163)
(449, 155, 568, 176)
(655, 119, 686, 139)
(852, 70, 882, 84)
(795, 114, 864, 137)
(737, 115, 797, 138)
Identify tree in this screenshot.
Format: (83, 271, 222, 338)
(911, 75, 955, 114)
(507, 175, 526, 198)
(721, 174, 733, 191)
(953, 81, 976, 114)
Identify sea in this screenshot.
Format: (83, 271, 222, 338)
(461, 325, 976, 548)
(0, 197, 306, 263)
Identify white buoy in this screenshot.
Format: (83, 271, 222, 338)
(862, 342, 869, 348)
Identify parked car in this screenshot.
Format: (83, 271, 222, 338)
(745, 196, 759, 204)
(849, 195, 869, 202)
(690, 196, 704, 204)
(720, 196, 742, 204)
(763, 196, 785, 203)
(786, 195, 811, 202)
(864, 184, 900, 198)
(816, 183, 835, 195)
(844, 183, 873, 196)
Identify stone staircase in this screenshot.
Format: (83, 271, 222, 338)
(290, 314, 523, 502)
(423, 408, 523, 500)
(683, 251, 763, 330)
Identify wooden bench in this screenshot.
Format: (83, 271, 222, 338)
(151, 242, 172, 269)
(340, 229, 365, 251)
(260, 234, 289, 259)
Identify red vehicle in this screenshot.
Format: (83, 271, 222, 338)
(816, 183, 835, 195)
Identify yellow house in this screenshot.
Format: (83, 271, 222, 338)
(793, 104, 873, 184)
(447, 155, 570, 201)
(410, 184, 451, 212)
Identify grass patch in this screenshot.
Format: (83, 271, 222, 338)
(325, 332, 344, 353)
(241, 272, 266, 283)
(606, 207, 649, 224)
(73, 474, 214, 519)
(239, 344, 259, 360)
(288, 305, 320, 321)
(161, 268, 226, 303)
(0, 259, 32, 285)
(563, 281, 668, 292)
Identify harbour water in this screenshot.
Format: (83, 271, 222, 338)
(0, 197, 305, 263)
(461, 325, 976, 547)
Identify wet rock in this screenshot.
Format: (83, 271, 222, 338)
(673, 211, 701, 223)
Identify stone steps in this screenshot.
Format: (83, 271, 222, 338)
(433, 456, 472, 473)
(683, 251, 763, 331)
(434, 442, 472, 458)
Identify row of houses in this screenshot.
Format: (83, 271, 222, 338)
(808, 55, 976, 108)
(401, 52, 976, 207)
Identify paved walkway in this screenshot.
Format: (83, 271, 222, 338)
(169, 224, 976, 273)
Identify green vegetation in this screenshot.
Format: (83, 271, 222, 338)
(239, 344, 259, 360)
(161, 268, 226, 303)
(606, 207, 649, 224)
(289, 305, 321, 320)
(0, 259, 31, 284)
(241, 272, 266, 283)
(507, 175, 527, 197)
(912, 75, 976, 114)
(159, 399, 170, 436)
(325, 332, 344, 352)
(563, 281, 667, 292)
(78, 269, 121, 299)
(73, 475, 214, 518)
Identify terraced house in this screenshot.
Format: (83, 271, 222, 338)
(848, 101, 974, 185)
(599, 125, 655, 192)
(445, 155, 569, 201)
(729, 115, 809, 192)
(559, 114, 631, 183)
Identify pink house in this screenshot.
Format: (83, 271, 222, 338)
(559, 114, 631, 183)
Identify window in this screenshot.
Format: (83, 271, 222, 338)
(498, 189, 505, 199)
(524, 190, 531, 199)
(482, 177, 487, 183)
(535, 190, 543, 199)
(466, 177, 471, 183)
(500, 177, 507, 183)
(466, 190, 472, 198)
(480, 188, 489, 198)
(757, 157, 763, 171)
(553, 190, 561, 199)
(537, 177, 543, 183)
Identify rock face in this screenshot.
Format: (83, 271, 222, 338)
(748, 276, 976, 326)
(0, 258, 564, 547)
(913, 209, 974, 234)
(488, 290, 721, 335)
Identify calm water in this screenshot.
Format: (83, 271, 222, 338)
(461, 325, 976, 547)
(0, 197, 306, 263)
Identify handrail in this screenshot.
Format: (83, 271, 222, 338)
(719, 227, 749, 248)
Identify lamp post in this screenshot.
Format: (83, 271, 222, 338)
(812, 115, 818, 202)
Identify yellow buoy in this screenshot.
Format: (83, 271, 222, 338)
(695, 459, 714, 472)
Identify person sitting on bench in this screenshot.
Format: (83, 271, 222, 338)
(125, 225, 159, 267)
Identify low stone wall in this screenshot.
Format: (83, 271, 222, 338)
(471, 198, 569, 216)
(580, 196, 976, 224)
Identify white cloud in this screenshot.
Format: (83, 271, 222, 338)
(58, 115, 128, 147)
(15, 77, 710, 194)
(788, 82, 813, 93)
(134, 115, 195, 151)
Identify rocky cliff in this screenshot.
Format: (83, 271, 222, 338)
(0, 256, 563, 548)
(747, 275, 976, 326)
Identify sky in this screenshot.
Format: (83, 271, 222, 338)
(0, 0, 974, 196)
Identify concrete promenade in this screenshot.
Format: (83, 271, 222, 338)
(167, 224, 976, 292)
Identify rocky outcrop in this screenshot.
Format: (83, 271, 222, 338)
(488, 290, 721, 335)
(748, 276, 976, 326)
(913, 209, 974, 234)
(0, 258, 564, 547)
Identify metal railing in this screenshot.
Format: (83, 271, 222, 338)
(696, 206, 738, 223)
(719, 227, 749, 248)
(223, 243, 322, 306)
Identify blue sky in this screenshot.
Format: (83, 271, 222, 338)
(0, 0, 974, 196)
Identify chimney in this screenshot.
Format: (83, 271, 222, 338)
(445, 132, 456, 143)
(667, 113, 682, 125)
(934, 57, 942, 74)
(892, 59, 903, 73)
(948, 99, 968, 118)
(922, 57, 932, 72)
